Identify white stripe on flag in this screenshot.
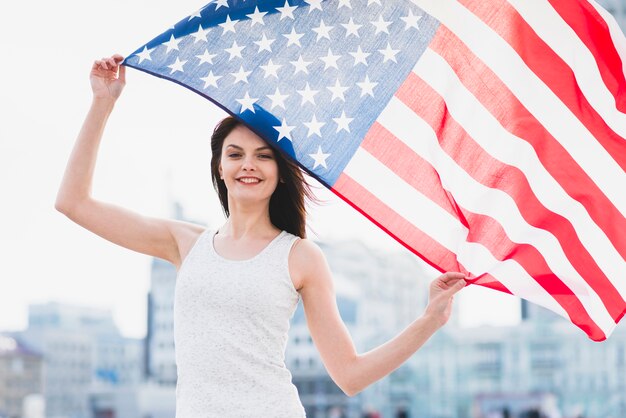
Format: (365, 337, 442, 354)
(378, 96, 616, 333)
(343, 148, 469, 250)
(410, 0, 626, 218)
(588, 0, 626, 78)
(507, 0, 626, 138)
(415, 47, 626, 300)
(455, 243, 570, 320)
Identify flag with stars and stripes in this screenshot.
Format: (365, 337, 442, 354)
(124, 0, 626, 341)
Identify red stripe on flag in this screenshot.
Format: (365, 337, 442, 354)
(458, 0, 626, 170)
(396, 71, 625, 322)
(547, 0, 626, 112)
(361, 111, 607, 339)
(462, 212, 607, 341)
(429, 25, 626, 267)
(331, 173, 512, 294)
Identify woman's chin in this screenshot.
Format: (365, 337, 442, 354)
(228, 192, 273, 206)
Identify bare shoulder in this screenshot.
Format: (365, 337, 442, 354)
(289, 238, 330, 291)
(167, 220, 207, 270)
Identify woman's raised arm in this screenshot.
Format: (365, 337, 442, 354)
(292, 239, 466, 396)
(55, 55, 203, 268)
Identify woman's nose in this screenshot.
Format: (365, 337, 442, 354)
(241, 156, 256, 170)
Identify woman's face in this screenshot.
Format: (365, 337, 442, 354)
(218, 125, 280, 206)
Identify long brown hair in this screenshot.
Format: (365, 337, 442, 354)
(210, 116, 315, 238)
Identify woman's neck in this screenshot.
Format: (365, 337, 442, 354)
(221, 202, 278, 239)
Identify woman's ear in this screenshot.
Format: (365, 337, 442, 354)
(218, 163, 223, 180)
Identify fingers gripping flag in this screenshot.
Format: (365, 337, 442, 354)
(125, 0, 626, 341)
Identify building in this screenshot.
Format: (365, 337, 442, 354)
(597, 0, 626, 29)
(405, 302, 626, 418)
(17, 303, 144, 418)
(0, 335, 43, 418)
(145, 256, 177, 386)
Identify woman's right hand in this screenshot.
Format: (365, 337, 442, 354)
(90, 54, 126, 101)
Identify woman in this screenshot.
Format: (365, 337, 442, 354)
(55, 54, 466, 417)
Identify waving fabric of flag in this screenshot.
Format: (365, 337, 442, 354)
(124, 0, 626, 341)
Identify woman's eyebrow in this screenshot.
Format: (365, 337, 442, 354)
(225, 144, 274, 152)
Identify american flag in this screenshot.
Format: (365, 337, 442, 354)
(124, 0, 626, 341)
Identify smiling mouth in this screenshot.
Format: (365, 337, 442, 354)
(237, 177, 261, 184)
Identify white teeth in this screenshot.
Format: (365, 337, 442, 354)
(239, 178, 260, 184)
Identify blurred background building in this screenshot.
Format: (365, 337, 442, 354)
(597, 0, 626, 28)
(0, 336, 43, 418)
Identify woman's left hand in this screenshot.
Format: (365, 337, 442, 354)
(424, 272, 466, 328)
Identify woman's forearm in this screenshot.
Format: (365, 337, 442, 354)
(346, 313, 442, 396)
(55, 98, 115, 211)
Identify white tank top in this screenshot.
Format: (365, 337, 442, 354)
(174, 228, 306, 418)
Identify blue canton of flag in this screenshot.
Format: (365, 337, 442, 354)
(124, 0, 437, 186)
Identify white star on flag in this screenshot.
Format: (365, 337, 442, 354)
(332, 110, 353, 133)
(260, 59, 282, 78)
(350, 46, 370, 66)
(246, 7, 267, 26)
(191, 25, 210, 43)
(328, 79, 349, 102)
(371, 15, 392, 35)
(231, 66, 252, 83)
(225, 40, 246, 60)
(304, 115, 326, 137)
(356, 75, 377, 97)
(236, 92, 258, 113)
(313, 20, 334, 41)
(304, 0, 323, 13)
(196, 49, 217, 65)
(168, 57, 186, 74)
(320, 48, 341, 70)
(342, 18, 362, 38)
(200, 70, 221, 89)
(297, 83, 320, 105)
(214, 0, 228, 9)
(188, 8, 203, 20)
(291, 55, 312, 74)
(219, 15, 237, 33)
(254, 34, 275, 52)
(273, 118, 295, 141)
(379, 43, 400, 63)
(309, 146, 330, 169)
(284, 27, 305, 47)
(136, 46, 152, 63)
(163, 35, 181, 53)
(267, 88, 289, 109)
(277, 1, 298, 20)
(401, 10, 422, 30)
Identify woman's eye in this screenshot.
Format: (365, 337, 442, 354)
(228, 153, 241, 158)
(259, 154, 273, 159)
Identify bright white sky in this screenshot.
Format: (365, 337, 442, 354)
(0, 0, 520, 339)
